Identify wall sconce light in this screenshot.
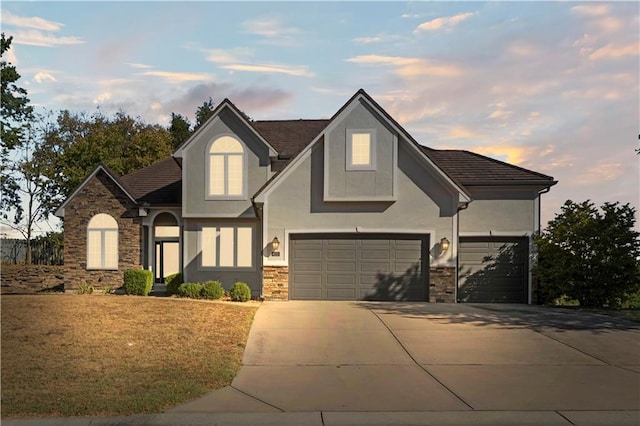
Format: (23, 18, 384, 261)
(440, 237, 450, 253)
(271, 237, 280, 251)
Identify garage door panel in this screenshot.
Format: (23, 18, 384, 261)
(361, 249, 391, 260)
(290, 234, 428, 301)
(295, 249, 324, 259)
(292, 287, 323, 300)
(292, 274, 322, 285)
(327, 288, 357, 300)
(294, 261, 323, 272)
(326, 262, 356, 273)
(360, 262, 390, 273)
(458, 237, 528, 304)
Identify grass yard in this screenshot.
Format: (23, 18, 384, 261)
(1, 294, 258, 418)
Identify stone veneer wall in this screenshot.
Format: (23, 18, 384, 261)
(0, 264, 65, 294)
(262, 265, 288, 300)
(63, 171, 143, 290)
(429, 267, 456, 303)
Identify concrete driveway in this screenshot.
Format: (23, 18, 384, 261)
(169, 301, 640, 424)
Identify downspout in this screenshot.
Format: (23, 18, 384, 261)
(454, 202, 470, 303)
(533, 186, 551, 304)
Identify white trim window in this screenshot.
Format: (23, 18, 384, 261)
(207, 136, 245, 199)
(200, 225, 253, 268)
(346, 129, 376, 170)
(87, 213, 118, 269)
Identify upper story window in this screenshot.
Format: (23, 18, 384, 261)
(87, 213, 118, 270)
(346, 129, 376, 171)
(207, 136, 245, 199)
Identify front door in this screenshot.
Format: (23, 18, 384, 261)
(155, 241, 180, 283)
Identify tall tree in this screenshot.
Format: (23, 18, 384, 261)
(2, 114, 50, 263)
(1, 33, 34, 220)
(534, 200, 640, 307)
(194, 97, 216, 130)
(35, 109, 174, 216)
(169, 112, 191, 149)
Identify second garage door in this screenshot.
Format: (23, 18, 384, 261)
(290, 234, 429, 301)
(458, 237, 529, 303)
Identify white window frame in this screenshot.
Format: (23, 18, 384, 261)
(206, 135, 248, 200)
(86, 214, 118, 270)
(346, 129, 376, 171)
(199, 224, 254, 270)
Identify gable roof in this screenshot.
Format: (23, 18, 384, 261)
(120, 157, 182, 205)
(253, 89, 473, 203)
(173, 98, 277, 158)
(54, 164, 138, 217)
(251, 119, 330, 172)
(423, 147, 557, 187)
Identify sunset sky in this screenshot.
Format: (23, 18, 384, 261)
(2, 1, 638, 234)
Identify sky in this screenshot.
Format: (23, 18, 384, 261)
(1, 1, 639, 236)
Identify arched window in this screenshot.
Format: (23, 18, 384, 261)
(87, 213, 118, 269)
(208, 136, 245, 198)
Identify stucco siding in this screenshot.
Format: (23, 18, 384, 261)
(459, 198, 536, 234)
(325, 100, 395, 200)
(183, 108, 270, 217)
(182, 218, 262, 295)
(265, 141, 456, 267)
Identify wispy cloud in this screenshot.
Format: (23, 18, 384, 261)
(1, 11, 63, 31)
(570, 4, 610, 17)
(589, 42, 638, 60)
(34, 71, 56, 83)
(126, 62, 154, 69)
(137, 71, 214, 82)
(220, 63, 314, 77)
(11, 30, 84, 47)
(414, 12, 476, 33)
(347, 55, 464, 77)
(206, 47, 254, 64)
(2, 12, 84, 47)
(242, 17, 302, 46)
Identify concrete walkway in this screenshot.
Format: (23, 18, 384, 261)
(5, 302, 640, 425)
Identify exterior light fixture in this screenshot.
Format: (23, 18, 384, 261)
(271, 237, 280, 251)
(440, 237, 450, 252)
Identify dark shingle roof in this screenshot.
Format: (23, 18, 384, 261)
(251, 119, 329, 157)
(120, 157, 182, 205)
(422, 147, 555, 186)
(118, 119, 555, 206)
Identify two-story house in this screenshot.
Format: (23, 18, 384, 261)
(55, 89, 556, 303)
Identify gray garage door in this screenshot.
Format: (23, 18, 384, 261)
(458, 237, 529, 303)
(290, 234, 429, 301)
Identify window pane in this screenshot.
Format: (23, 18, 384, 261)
(88, 213, 117, 229)
(103, 230, 118, 269)
(87, 230, 102, 268)
(155, 226, 179, 238)
(210, 136, 243, 153)
(227, 155, 243, 196)
(209, 155, 225, 195)
(351, 133, 371, 165)
(219, 227, 234, 266)
(201, 227, 217, 267)
(237, 227, 252, 267)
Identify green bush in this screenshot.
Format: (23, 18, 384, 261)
(123, 269, 153, 296)
(178, 283, 203, 299)
(165, 272, 184, 295)
(75, 283, 94, 295)
(229, 282, 251, 302)
(201, 280, 224, 300)
(624, 290, 640, 309)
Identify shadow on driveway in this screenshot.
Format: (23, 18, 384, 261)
(357, 302, 640, 334)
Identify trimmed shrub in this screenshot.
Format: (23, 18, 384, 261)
(178, 283, 203, 299)
(165, 272, 184, 295)
(229, 282, 251, 302)
(123, 269, 153, 296)
(201, 280, 225, 300)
